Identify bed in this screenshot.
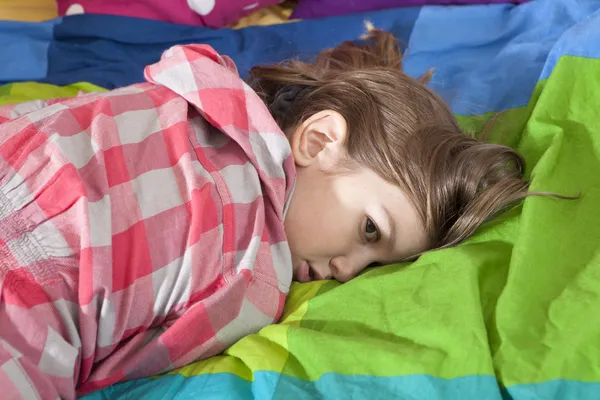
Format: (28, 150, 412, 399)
(2, 0, 600, 398)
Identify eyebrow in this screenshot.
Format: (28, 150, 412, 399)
(382, 206, 397, 250)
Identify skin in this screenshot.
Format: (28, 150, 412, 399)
(284, 110, 429, 283)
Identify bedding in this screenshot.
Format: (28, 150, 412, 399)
(1, 0, 600, 399)
(0, 0, 594, 111)
(0, 0, 290, 27)
(0, 82, 104, 106)
(0, 0, 57, 22)
(56, 0, 283, 28)
(290, 0, 531, 19)
(232, 1, 296, 29)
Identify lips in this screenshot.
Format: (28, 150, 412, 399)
(297, 260, 314, 283)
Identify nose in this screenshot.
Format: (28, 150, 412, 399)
(329, 256, 367, 283)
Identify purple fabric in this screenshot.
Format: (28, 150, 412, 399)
(291, 0, 531, 19)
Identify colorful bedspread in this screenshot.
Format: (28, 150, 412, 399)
(2, 0, 600, 399)
(0, 0, 596, 111)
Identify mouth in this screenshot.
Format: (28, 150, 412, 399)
(307, 263, 316, 281)
(297, 260, 316, 283)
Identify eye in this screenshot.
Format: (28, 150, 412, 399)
(364, 218, 381, 242)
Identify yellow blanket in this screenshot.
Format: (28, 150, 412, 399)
(0, 0, 58, 21)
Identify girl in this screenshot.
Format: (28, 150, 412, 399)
(0, 30, 530, 399)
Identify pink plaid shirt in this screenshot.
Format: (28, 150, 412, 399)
(0, 45, 296, 399)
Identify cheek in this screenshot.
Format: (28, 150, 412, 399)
(285, 185, 350, 256)
(286, 193, 329, 241)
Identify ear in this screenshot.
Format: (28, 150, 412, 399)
(290, 110, 347, 168)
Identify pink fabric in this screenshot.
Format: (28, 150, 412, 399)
(0, 45, 295, 399)
(57, 0, 282, 28)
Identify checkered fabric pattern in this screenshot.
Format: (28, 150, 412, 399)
(0, 44, 296, 400)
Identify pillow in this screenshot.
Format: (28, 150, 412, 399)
(57, 0, 283, 28)
(291, 0, 531, 19)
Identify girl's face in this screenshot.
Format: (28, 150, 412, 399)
(284, 111, 428, 283)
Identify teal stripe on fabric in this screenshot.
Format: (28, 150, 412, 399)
(83, 373, 501, 399)
(504, 380, 600, 400)
(81, 373, 251, 400)
(83, 373, 600, 399)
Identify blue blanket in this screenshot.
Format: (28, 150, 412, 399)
(1, 0, 599, 115)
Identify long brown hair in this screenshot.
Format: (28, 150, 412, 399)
(248, 27, 541, 251)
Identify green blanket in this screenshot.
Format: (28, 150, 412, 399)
(0, 82, 105, 106)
